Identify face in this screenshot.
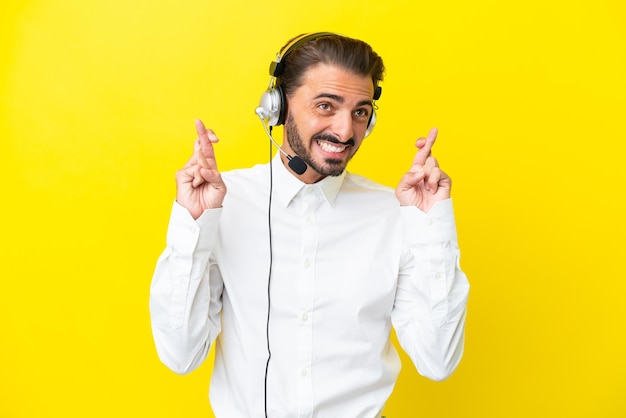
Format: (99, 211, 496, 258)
(282, 63, 375, 182)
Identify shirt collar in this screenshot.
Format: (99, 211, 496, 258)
(271, 153, 345, 208)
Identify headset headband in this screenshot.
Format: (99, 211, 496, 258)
(269, 32, 337, 78)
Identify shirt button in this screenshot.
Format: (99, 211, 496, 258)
(305, 215, 313, 224)
(427, 220, 434, 227)
(434, 272, 443, 279)
(301, 368, 308, 376)
(304, 259, 311, 268)
(301, 313, 309, 321)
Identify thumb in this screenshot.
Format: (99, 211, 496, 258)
(402, 167, 426, 188)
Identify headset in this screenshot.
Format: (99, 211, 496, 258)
(255, 32, 382, 175)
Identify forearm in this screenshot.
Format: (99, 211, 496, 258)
(392, 199, 470, 381)
(149, 201, 224, 374)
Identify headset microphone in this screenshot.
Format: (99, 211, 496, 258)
(286, 155, 307, 176)
(255, 107, 308, 175)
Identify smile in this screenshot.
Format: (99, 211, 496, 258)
(317, 140, 349, 153)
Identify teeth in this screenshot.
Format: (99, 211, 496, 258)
(318, 140, 347, 153)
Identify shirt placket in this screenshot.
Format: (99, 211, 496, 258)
(296, 185, 321, 418)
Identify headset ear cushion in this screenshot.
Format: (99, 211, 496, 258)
(275, 86, 287, 126)
(258, 87, 283, 126)
(365, 110, 376, 138)
(258, 86, 287, 127)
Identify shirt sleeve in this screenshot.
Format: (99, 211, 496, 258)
(391, 198, 470, 381)
(149, 201, 224, 375)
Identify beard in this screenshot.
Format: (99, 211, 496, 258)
(285, 114, 357, 177)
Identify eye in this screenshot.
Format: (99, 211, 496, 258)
(353, 108, 370, 119)
(317, 102, 332, 111)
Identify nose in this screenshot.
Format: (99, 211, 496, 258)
(330, 111, 355, 142)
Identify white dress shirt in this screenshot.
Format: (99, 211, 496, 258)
(149, 154, 469, 418)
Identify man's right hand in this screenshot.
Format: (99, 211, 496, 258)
(175, 119, 227, 220)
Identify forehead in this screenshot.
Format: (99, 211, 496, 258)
(297, 63, 374, 101)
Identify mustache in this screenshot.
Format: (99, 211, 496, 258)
(312, 133, 355, 147)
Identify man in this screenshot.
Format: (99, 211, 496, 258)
(150, 33, 469, 417)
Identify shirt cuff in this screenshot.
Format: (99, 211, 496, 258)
(166, 201, 223, 254)
(400, 199, 458, 245)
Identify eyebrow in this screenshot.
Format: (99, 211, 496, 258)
(314, 93, 373, 108)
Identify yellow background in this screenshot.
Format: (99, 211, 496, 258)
(2, 0, 625, 416)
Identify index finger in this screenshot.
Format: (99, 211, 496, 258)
(193, 119, 219, 169)
(412, 127, 438, 167)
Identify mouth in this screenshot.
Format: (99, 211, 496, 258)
(317, 139, 350, 153)
(313, 134, 355, 156)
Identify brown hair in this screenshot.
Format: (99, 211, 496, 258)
(277, 34, 385, 100)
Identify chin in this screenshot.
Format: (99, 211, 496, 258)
(312, 158, 346, 177)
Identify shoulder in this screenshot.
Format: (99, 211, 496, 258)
(339, 172, 399, 208)
(343, 172, 394, 194)
(222, 163, 269, 186)
(221, 163, 270, 204)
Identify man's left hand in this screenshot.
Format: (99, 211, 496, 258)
(395, 128, 451, 212)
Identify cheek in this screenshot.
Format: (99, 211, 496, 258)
(305, 112, 326, 130)
(303, 121, 327, 142)
(355, 117, 371, 136)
